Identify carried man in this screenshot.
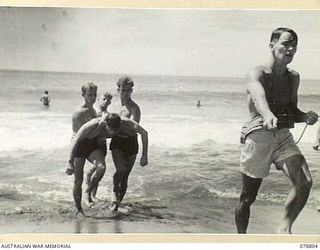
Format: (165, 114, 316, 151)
(67, 113, 148, 214)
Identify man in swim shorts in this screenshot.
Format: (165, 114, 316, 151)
(65, 82, 108, 213)
(66, 82, 99, 175)
(235, 27, 318, 234)
(109, 76, 143, 211)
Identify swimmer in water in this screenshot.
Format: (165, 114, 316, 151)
(196, 100, 201, 108)
(40, 91, 51, 106)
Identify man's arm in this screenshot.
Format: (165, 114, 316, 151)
(130, 103, 141, 123)
(246, 68, 278, 129)
(125, 119, 148, 166)
(290, 71, 318, 124)
(72, 110, 84, 134)
(290, 71, 306, 122)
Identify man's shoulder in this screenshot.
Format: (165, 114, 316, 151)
(130, 101, 141, 113)
(72, 107, 85, 117)
(246, 65, 267, 81)
(72, 106, 95, 118)
(287, 69, 300, 89)
(76, 105, 96, 113)
(127, 99, 139, 108)
(249, 65, 267, 75)
(288, 68, 300, 79)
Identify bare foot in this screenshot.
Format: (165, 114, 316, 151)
(76, 208, 85, 217)
(85, 193, 94, 207)
(109, 202, 120, 212)
(276, 225, 292, 234)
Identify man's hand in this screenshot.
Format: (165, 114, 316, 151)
(263, 113, 278, 129)
(98, 113, 108, 126)
(140, 155, 148, 167)
(66, 160, 74, 175)
(304, 111, 318, 125)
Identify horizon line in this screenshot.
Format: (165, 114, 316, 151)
(1, 68, 319, 81)
(0, 68, 246, 80)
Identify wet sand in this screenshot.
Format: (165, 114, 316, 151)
(0, 198, 318, 235)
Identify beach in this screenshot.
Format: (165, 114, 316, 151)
(0, 193, 319, 234)
(0, 70, 319, 235)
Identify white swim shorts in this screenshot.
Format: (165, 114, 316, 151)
(240, 128, 302, 179)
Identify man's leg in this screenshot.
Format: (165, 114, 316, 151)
(86, 150, 106, 204)
(275, 155, 312, 234)
(85, 164, 97, 198)
(119, 154, 137, 203)
(111, 149, 126, 211)
(73, 158, 86, 214)
(235, 173, 262, 234)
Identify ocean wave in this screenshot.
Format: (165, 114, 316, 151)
(169, 184, 239, 201)
(0, 183, 33, 201)
(0, 103, 318, 153)
(168, 183, 320, 207)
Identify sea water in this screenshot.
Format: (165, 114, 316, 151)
(0, 70, 319, 233)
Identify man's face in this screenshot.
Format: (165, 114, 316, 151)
(99, 95, 112, 110)
(118, 85, 133, 100)
(82, 88, 97, 106)
(271, 32, 297, 64)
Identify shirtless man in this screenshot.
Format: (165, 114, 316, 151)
(109, 76, 142, 211)
(66, 82, 98, 176)
(67, 113, 148, 214)
(71, 82, 98, 135)
(65, 82, 109, 214)
(85, 92, 113, 199)
(235, 27, 318, 234)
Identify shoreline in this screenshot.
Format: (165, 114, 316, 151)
(0, 198, 318, 235)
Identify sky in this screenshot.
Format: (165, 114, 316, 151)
(0, 7, 319, 79)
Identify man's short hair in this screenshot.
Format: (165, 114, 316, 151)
(270, 27, 298, 43)
(81, 82, 97, 94)
(106, 113, 121, 129)
(117, 75, 134, 89)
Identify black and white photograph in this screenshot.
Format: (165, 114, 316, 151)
(0, 5, 319, 235)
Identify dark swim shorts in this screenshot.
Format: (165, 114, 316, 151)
(74, 137, 107, 158)
(110, 135, 139, 156)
